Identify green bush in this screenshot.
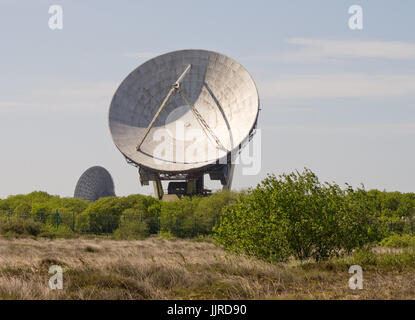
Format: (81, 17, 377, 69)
(380, 234, 415, 248)
(351, 248, 378, 266)
(75, 197, 123, 234)
(349, 248, 415, 270)
(157, 231, 174, 239)
(214, 169, 374, 262)
(113, 207, 155, 240)
(38, 224, 76, 239)
(75, 194, 160, 234)
(157, 192, 236, 238)
(113, 219, 149, 240)
(193, 191, 237, 235)
(160, 197, 199, 237)
(0, 219, 42, 237)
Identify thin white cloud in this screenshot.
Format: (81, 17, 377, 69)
(0, 81, 118, 112)
(0, 101, 31, 110)
(260, 74, 415, 99)
(122, 52, 158, 59)
(253, 38, 415, 62)
(262, 122, 415, 137)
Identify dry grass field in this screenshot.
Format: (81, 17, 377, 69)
(0, 237, 413, 299)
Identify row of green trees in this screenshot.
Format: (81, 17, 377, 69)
(0, 190, 238, 239)
(1, 169, 415, 261)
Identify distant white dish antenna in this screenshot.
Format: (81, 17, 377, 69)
(74, 166, 115, 202)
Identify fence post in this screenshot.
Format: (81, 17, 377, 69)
(193, 215, 197, 237)
(106, 213, 109, 235)
(157, 213, 160, 234)
(72, 212, 75, 232)
(55, 209, 59, 228)
(89, 212, 92, 233)
(176, 216, 179, 237)
(8, 209, 11, 223)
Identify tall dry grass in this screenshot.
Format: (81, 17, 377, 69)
(0, 237, 413, 299)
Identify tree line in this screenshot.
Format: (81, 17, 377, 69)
(1, 169, 415, 261)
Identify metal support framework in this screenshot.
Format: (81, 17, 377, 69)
(136, 63, 228, 154)
(223, 164, 235, 190)
(179, 89, 228, 152)
(137, 161, 234, 200)
(136, 64, 192, 151)
(152, 178, 164, 199)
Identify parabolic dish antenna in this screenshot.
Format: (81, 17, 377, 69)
(109, 49, 259, 199)
(74, 166, 116, 202)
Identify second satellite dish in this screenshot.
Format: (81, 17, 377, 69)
(74, 166, 116, 202)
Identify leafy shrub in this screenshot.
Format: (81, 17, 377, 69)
(352, 248, 378, 266)
(157, 231, 174, 239)
(193, 191, 238, 235)
(75, 197, 123, 234)
(113, 211, 149, 240)
(38, 224, 76, 239)
(76, 194, 159, 234)
(350, 248, 415, 270)
(377, 249, 415, 269)
(160, 197, 200, 237)
(0, 219, 42, 236)
(214, 169, 374, 262)
(380, 234, 415, 248)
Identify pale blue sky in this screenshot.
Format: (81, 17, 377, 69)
(1, 0, 415, 198)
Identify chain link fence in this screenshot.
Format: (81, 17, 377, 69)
(0, 209, 219, 238)
(2, 208, 412, 239)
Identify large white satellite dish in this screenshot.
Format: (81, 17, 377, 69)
(109, 49, 259, 198)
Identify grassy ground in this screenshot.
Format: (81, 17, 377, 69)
(0, 237, 414, 299)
